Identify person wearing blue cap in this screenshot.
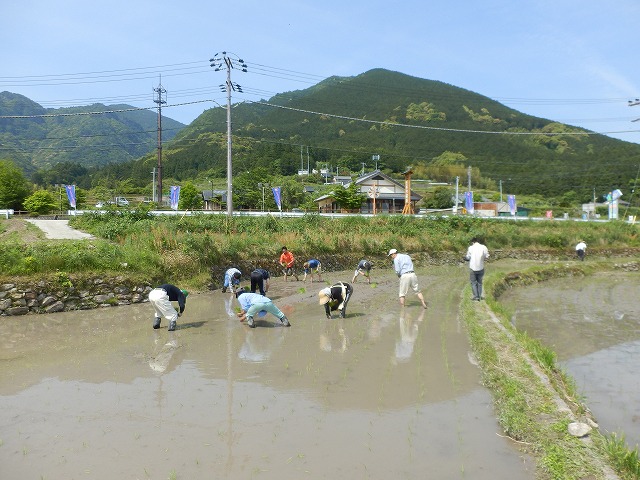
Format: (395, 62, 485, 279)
(149, 283, 188, 331)
(235, 290, 290, 328)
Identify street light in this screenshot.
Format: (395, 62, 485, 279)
(258, 183, 269, 212)
(210, 51, 247, 216)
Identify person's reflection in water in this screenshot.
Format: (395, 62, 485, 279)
(367, 312, 395, 342)
(149, 331, 179, 374)
(319, 319, 349, 353)
(224, 294, 236, 318)
(394, 307, 425, 363)
(238, 328, 285, 363)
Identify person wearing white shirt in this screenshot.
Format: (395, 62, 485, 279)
(388, 249, 428, 308)
(575, 241, 587, 261)
(465, 237, 490, 301)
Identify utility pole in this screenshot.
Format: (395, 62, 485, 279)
(211, 52, 247, 216)
(153, 77, 166, 206)
(499, 180, 503, 203)
(454, 176, 459, 213)
(630, 98, 640, 122)
(467, 165, 472, 190)
(151, 168, 156, 203)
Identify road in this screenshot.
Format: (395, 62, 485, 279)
(25, 219, 95, 240)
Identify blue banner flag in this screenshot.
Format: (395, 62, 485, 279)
(272, 186, 282, 211)
(507, 194, 516, 216)
(64, 185, 77, 209)
(465, 191, 474, 214)
(170, 186, 180, 210)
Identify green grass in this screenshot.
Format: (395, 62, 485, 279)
(466, 262, 640, 479)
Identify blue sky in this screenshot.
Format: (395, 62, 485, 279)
(2, 0, 639, 144)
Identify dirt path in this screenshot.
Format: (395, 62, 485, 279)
(24, 219, 94, 240)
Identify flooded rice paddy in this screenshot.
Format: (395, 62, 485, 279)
(500, 270, 640, 448)
(1, 266, 534, 479)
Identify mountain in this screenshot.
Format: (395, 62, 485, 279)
(3, 69, 640, 199)
(155, 69, 640, 198)
(0, 92, 185, 174)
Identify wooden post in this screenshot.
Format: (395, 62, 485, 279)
(402, 169, 414, 214)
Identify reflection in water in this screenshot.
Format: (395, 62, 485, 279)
(238, 327, 286, 362)
(500, 271, 640, 448)
(319, 319, 349, 353)
(395, 306, 425, 362)
(148, 331, 179, 373)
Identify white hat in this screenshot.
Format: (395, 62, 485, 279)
(387, 248, 398, 256)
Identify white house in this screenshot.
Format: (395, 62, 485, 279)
(315, 170, 422, 214)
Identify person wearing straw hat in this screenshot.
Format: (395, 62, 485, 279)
(149, 283, 188, 331)
(318, 281, 353, 319)
(387, 249, 428, 309)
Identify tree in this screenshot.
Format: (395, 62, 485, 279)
(0, 159, 31, 209)
(23, 190, 56, 215)
(331, 182, 367, 211)
(422, 186, 455, 209)
(178, 182, 203, 210)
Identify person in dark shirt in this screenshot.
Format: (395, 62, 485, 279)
(318, 282, 353, 319)
(148, 283, 188, 331)
(352, 259, 372, 284)
(250, 268, 271, 296)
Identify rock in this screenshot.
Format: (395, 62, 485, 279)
(41, 296, 58, 307)
(6, 306, 29, 316)
(45, 301, 65, 313)
(568, 422, 592, 437)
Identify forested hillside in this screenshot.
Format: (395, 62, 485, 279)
(130, 69, 640, 198)
(3, 69, 640, 200)
(0, 92, 185, 175)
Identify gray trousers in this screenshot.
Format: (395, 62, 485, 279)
(470, 269, 485, 299)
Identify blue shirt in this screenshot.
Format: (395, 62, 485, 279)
(306, 259, 320, 270)
(237, 292, 272, 311)
(393, 253, 415, 276)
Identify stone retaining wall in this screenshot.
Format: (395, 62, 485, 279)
(0, 275, 152, 316)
